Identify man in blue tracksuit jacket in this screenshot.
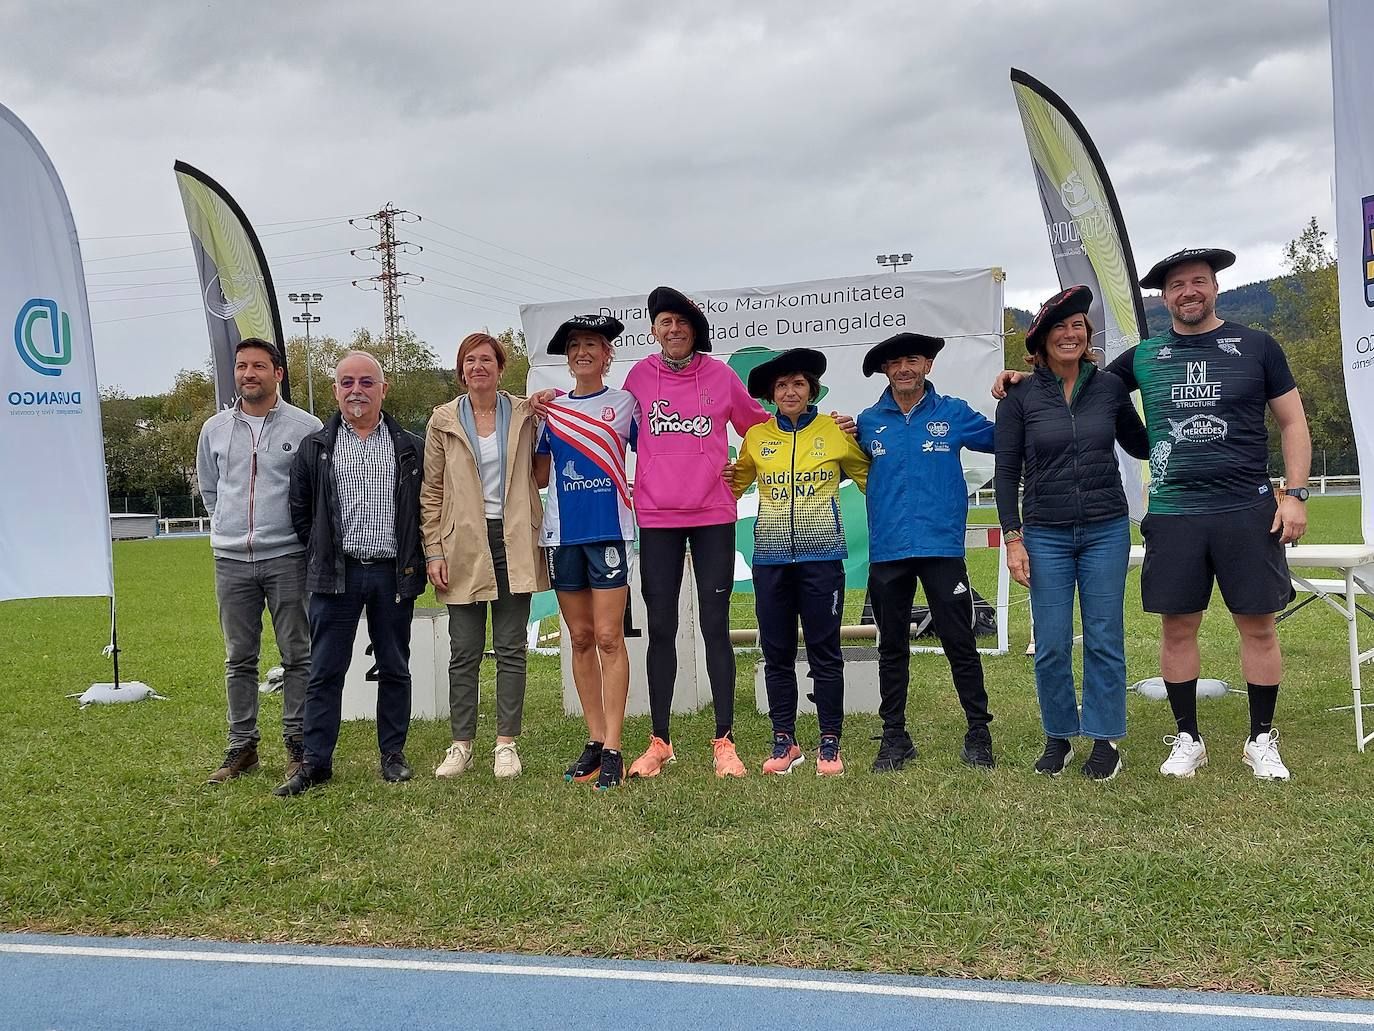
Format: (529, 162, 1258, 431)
(857, 332, 996, 773)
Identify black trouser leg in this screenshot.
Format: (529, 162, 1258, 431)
(868, 558, 920, 735)
(688, 522, 738, 736)
(638, 527, 688, 740)
(362, 562, 414, 757)
(753, 564, 800, 737)
(796, 560, 846, 737)
(917, 557, 991, 729)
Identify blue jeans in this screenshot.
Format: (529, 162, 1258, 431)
(302, 559, 415, 768)
(1024, 516, 1129, 741)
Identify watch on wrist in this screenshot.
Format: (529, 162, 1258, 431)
(1283, 487, 1310, 502)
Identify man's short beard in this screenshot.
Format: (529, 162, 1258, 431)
(1169, 301, 1214, 326)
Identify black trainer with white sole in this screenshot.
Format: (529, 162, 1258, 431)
(1081, 739, 1122, 781)
(1033, 736, 1073, 776)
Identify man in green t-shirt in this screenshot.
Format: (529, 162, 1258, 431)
(1107, 248, 1310, 781)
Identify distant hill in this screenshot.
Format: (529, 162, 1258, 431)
(1007, 276, 1286, 337)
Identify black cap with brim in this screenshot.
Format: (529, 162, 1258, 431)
(1139, 247, 1236, 291)
(647, 285, 712, 352)
(746, 347, 827, 400)
(548, 313, 624, 355)
(862, 332, 945, 377)
(1026, 284, 1093, 354)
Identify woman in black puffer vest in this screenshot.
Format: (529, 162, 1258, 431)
(994, 286, 1149, 781)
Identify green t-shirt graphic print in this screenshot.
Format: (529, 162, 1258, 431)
(1106, 322, 1296, 515)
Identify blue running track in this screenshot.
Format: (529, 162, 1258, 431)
(3, 933, 1374, 1030)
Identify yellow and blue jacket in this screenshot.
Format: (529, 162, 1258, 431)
(732, 408, 870, 566)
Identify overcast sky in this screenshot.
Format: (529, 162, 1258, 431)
(1, 0, 1336, 396)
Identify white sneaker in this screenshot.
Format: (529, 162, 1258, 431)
(1243, 728, 1291, 781)
(494, 741, 522, 779)
(1159, 732, 1207, 778)
(435, 741, 473, 778)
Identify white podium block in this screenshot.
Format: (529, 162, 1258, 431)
(562, 552, 709, 717)
(753, 645, 883, 715)
(341, 607, 450, 722)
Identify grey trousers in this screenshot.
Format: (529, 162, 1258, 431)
(447, 519, 532, 740)
(214, 553, 311, 747)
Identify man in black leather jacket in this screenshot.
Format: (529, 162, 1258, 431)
(277, 351, 426, 795)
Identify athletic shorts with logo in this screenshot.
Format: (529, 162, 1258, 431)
(550, 541, 630, 592)
(1140, 497, 1295, 615)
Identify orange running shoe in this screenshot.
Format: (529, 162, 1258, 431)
(627, 735, 675, 778)
(712, 736, 748, 778)
(815, 734, 845, 777)
(761, 732, 805, 775)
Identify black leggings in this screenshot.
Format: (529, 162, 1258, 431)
(639, 523, 737, 739)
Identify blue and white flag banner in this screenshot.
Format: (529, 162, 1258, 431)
(0, 103, 113, 601)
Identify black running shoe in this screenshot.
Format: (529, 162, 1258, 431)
(595, 749, 624, 790)
(1081, 739, 1122, 781)
(960, 725, 995, 769)
(870, 732, 918, 773)
(565, 741, 604, 783)
(1034, 736, 1074, 776)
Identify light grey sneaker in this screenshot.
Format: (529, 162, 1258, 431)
(494, 741, 522, 780)
(1159, 732, 1207, 778)
(1243, 728, 1291, 781)
(435, 740, 474, 778)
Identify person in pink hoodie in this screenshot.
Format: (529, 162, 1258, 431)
(532, 286, 856, 779)
(621, 286, 770, 779)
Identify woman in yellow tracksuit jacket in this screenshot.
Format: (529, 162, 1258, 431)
(730, 348, 870, 777)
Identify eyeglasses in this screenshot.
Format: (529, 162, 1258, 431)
(337, 377, 378, 390)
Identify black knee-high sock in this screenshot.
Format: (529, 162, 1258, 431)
(1248, 683, 1279, 741)
(1164, 678, 1200, 740)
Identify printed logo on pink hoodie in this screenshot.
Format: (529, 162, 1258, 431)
(623, 352, 769, 528)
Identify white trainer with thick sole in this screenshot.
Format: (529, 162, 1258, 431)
(1159, 732, 1208, 778)
(1243, 728, 1291, 781)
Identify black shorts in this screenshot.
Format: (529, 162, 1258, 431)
(549, 541, 630, 592)
(1139, 499, 1295, 615)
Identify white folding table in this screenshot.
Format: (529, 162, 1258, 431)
(1129, 543, 1374, 751)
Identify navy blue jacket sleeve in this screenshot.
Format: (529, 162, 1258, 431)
(993, 391, 1026, 533)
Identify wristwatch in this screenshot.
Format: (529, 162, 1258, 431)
(1283, 487, 1310, 502)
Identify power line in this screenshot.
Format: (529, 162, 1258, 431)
(405, 284, 518, 319)
(85, 246, 354, 278)
(91, 306, 203, 326)
(80, 213, 365, 242)
(88, 291, 204, 304)
(405, 228, 591, 299)
(82, 219, 353, 265)
(405, 258, 540, 303)
(417, 214, 635, 294)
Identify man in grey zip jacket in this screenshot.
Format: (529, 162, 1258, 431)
(196, 338, 322, 787)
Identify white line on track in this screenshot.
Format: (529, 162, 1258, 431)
(3, 942, 1371, 1026)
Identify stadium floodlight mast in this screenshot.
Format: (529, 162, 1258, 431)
(288, 292, 324, 415)
(876, 252, 913, 273)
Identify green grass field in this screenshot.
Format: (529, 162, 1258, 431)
(1, 495, 1371, 996)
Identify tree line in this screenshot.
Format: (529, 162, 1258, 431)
(102, 327, 528, 515)
(103, 217, 1358, 515)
